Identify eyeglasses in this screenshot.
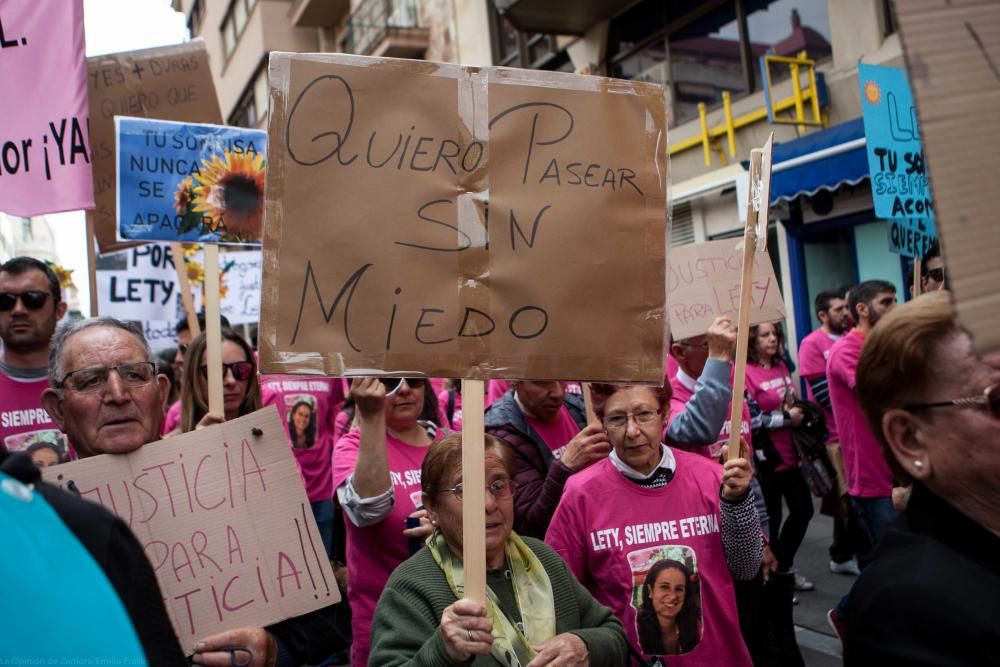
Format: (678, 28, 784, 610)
(603, 410, 659, 430)
(199, 361, 254, 382)
(903, 384, 1000, 419)
(0, 291, 51, 312)
(676, 339, 709, 349)
(925, 267, 945, 283)
(435, 478, 516, 501)
(57, 362, 157, 393)
(379, 377, 418, 396)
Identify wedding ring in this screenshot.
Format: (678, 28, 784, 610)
(468, 630, 474, 642)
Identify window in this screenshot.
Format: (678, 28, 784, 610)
(229, 65, 268, 128)
(187, 0, 205, 37)
(20, 217, 32, 241)
(488, 4, 572, 71)
(220, 0, 256, 60)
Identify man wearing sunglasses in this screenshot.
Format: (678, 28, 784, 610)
(42, 317, 347, 666)
(0, 257, 68, 459)
(920, 241, 946, 293)
(845, 290, 1000, 663)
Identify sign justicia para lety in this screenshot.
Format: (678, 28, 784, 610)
(858, 64, 935, 221)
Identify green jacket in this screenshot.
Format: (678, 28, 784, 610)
(368, 536, 629, 666)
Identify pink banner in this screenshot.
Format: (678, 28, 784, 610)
(0, 0, 93, 216)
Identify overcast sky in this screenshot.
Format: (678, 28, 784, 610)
(53, 0, 188, 315)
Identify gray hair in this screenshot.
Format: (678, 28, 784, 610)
(49, 317, 153, 388)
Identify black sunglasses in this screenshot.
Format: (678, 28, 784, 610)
(903, 384, 1000, 419)
(0, 291, 51, 312)
(199, 361, 254, 382)
(379, 378, 421, 395)
(925, 267, 945, 282)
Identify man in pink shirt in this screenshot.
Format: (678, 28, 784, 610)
(0, 257, 69, 465)
(827, 280, 898, 556)
(798, 288, 864, 576)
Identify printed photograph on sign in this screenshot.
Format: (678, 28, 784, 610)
(4, 430, 71, 469)
(628, 545, 703, 657)
(116, 117, 267, 245)
(285, 394, 318, 449)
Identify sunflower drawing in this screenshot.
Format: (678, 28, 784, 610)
(186, 260, 205, 285)
(191, 149, 266, 243)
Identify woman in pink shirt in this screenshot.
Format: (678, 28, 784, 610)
(745, 323, 813, 587)
(545, 382, 763, 664)
(332, 377, 441, 667)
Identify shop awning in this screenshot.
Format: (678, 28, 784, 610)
(769, 118, 868, 204)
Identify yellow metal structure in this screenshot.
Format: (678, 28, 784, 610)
(670, 52, 826, 166)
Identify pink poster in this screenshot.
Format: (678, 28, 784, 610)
(0, 0, 93, 216)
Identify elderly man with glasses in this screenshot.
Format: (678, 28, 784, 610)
(0, 256, 69, 463)
(42, 317, 346, 667)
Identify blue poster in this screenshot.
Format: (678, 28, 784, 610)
(858, 64, 934, 221)
(887, 218, 938, 258)
(116, 117, 267, 244)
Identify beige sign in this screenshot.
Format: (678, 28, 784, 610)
(895, 1, 1000, 354)
(43, 408, 339, 653)
(668, 238, 785, 341)
(261, 53, 668, 382)
(87, 41, 223, 253)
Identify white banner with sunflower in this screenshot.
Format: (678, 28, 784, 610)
(115, 117, 266, 245)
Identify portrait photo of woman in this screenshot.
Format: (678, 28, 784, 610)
(288, 396, 317, 449)
(637, 557, 702, 656)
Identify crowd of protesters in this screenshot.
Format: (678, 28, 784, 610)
(3, 244, 997, 667)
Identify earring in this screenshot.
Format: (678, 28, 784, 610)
(913, 460, 924, 470)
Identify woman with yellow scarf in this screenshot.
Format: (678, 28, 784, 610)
(369, 432, 628, 666)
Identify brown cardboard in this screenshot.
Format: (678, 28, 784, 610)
(261, 53, 668, 382)
(894, 0, 1000, 354)
(668, 238, 785, 341)
(87, 41, 223, 253)
(42, 408, 339, 654)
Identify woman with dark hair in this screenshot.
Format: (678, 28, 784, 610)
(637, 559, 701, 655)
(288, 399, 317, 449)
(169, 328, 262, 434)
(546, 382, 762, 664)
(26, 441, 61, 469)
(369, 432, 628, 666)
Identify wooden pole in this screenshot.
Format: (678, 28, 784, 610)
(461, 379, 486, 604)
(582, 382, 599, 425)
(85, 215, 99, 317)
(912, 258, 922, 297)
(171, 242, 201, 338)
(203, 244, 224, 418)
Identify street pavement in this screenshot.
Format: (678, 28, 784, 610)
(790, 497, 853, 667)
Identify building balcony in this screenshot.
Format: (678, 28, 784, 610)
(492, 0, 621, 36)
(342, 0, 428, 58)
(289, 0, 350, 28)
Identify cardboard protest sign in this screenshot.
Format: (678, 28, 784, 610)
(894, 1, 1000, 353)
(261, 53, 668, 382)
(857, 64, 934, 220)
(887, 218, 937, 258)
(668, 238, 785, 341)
(0, 0, 94, 216)
(43, 408, 339, 653)
(117, 118, 267, 244)
(96, 244, 183, 323)
(218, 249, 262, 325)
(87, 41, 224, 253)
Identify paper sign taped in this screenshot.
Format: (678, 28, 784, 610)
(87, 41, 224, 253)
(887, 218, 937, 258)
(895, 1, 1000, 354)
(261, 53, 668, 382)
(43, 408, 339, 653)
(96, 244, 184, 322)
(668, 238, 785, 341)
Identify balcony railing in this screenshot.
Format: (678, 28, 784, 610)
(342, 0, 427, 58)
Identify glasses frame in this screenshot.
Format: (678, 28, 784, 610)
(379, 377, 416, 396)
(57, 362, 158, 393)
(924, 267, 946, 282)
(903, 384, 999, 418)
(199, 361, 254, 382)
(0, 290, 52, 312)
(434, 478, 516, 501)
(603, 409, 660, 431)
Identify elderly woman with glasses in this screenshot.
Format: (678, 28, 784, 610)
(545, 383, 763, 664)
(369, 432, 628, 666)
(332, 377, 443, 667)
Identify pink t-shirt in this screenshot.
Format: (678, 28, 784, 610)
(486, 380, 583, 407)
(546, 453, 751, 666)
(745, 362, 797, 472)
(667, 367, 751, 460)
(161, 400, 181, 435)
(437, 387, 462, 430)
(332, 429, 434, 667)
(262, 375, 345, 503)
(797, 328, 840, 443)
(827, 330, 893, 497)
(525, 405, 581, 460)
(0, 370, 71, 464)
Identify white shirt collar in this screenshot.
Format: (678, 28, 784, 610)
(610, 444, 675, 480)
(675, 367, 697, 392)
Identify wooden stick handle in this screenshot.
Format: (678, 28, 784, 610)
(461, 379, 486, 603)
(727, 225, 757, 461)
(172, 242, 201, 338)
(204, 245, 223, 418)
(912, 258, 922, 297)
(583, 382, 599, 425)
(85, 216, 99, 317)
